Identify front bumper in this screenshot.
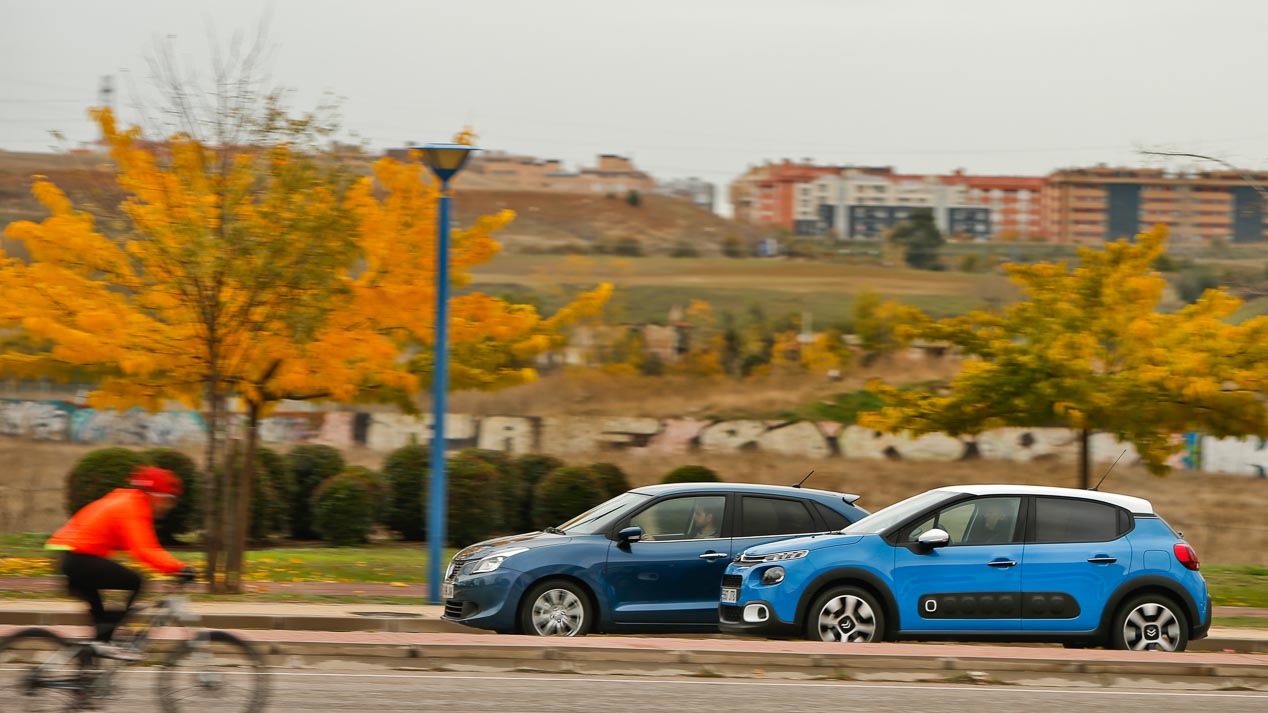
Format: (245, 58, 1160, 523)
(718, 600, 801, 637)
(440, 569, 526, 633)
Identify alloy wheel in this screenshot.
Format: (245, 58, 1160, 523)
(816, 594, 879, 643)
(1121, 602, 1182, 651)
(529, 588, 586, 636)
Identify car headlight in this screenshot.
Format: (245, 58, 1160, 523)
(471, 547, 529, 573)
(741, 549, 808, 564)
(761, 566, 786, 585)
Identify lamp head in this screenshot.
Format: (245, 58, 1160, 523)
(416, 143, 478, 183)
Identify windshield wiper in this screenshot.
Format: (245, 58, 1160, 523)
(542, 526, 566, 535)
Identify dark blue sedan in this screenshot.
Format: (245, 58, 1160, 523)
(441, 482, 868, 636)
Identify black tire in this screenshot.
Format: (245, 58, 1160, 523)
(518, 579, 594, 636)
(159, 630, 269, 713)
(0, 627, 86, 712)
(805, 585, 886, 643)
(1109, 593, 1190, 652)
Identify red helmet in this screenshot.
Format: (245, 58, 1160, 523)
(128, 466, 183, 496)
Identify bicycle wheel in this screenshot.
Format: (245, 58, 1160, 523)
(0, 627, 86, 712)
(158, 630, 268, 713)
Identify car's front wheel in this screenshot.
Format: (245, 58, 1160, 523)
(519, 580, 593, 637)
(1109, 594, 1189, 652)
(806, 585, 885, 643)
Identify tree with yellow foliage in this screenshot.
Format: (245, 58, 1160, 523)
(862, 226, 1268, 487)
(1, 109, 609, 590)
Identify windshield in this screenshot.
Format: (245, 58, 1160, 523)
(558, 492, 650, 534)
(843, 490, 960, 535)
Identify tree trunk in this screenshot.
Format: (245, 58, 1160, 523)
(226, 401, 261, 594)
(203, 382, 225, 593)
(223, 437, 242, 593)
(1079, 427, 1091, 489)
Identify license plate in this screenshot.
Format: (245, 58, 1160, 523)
(441, 582, 454, 599)
(721, 587, 738, 604)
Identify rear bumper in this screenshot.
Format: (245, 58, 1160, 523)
(1191, 595, 1212, 641)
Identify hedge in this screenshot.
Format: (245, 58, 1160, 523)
(661, 464, 720, 484)
(532, 466, 606, 531)
(286, 444, 346, 539)
(311, 474, 375, 546)
(383, 445, 428, 540)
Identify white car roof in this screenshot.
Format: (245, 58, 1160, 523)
(936, 484, 1154, 515)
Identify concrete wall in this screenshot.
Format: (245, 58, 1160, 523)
(0, 398, 1261, 477)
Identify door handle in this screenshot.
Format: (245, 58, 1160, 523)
(699, 552, 730, 560)
(1087, 556, 1118, 564)
(987, 559, 1017, 568)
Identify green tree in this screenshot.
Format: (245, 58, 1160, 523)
(863, 226, 1268, 486)
(532, 466, 605, 530)
(383, 444, 429, 540)
(512, 454, 564, 531)
(311, 474, 375, 546)
(662, 464, 720, 484)
(66, 448, 144, 515)
(589, 462, 631, 498)
(141, 448, 200, 545)
(888, 208, 945, 270)
(286, 445, 346, 540)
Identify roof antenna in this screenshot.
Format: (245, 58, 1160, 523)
(1090, 450, 1127, 491)
(793, 470, 814, 488)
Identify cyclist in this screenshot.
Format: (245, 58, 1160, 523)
(46, 465, 195, 660)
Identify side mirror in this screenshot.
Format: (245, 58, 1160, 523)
(617, 526, 643, 545)
(916, 528, 950, 551)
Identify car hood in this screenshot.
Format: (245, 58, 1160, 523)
(742, 532, 863, 557)
(452, 530, 573, 560)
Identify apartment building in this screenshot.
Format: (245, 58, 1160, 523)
(943, 171, 1046, 240)
(728, 161, 845, 230)
(656, 176, 717, 211)
(798, 168, 992, 239)
(1043, 166, 1268, 243)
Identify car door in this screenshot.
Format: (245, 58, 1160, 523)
(890, 495, 1025, 634)
(605, 493, 733, 625)
(1021, 496, 1133, 633)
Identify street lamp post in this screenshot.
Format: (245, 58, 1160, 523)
(417, 142, 477, 605)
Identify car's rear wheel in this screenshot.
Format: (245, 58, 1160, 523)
(806, 585, 885, 643)
(519, 580, 593, 637)
(1109, 594, 1189, 652)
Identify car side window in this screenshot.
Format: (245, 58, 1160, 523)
(630, 495, 726, 541)
(1034, 497, 1122, 543)
(902, 496, 1021, 546)
(740, 496, 816, 537)
(813, 501, 851, 530)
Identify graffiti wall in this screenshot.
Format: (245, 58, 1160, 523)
(0, 398, 1262, 476)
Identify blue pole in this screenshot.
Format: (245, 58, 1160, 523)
(428, 180, 451, 605)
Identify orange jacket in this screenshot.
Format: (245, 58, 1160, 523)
(47, 489, 185, 574)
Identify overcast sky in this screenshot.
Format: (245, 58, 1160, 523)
(4, 0, 1268, 189)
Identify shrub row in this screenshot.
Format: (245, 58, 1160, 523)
(66, 445, 720, 548)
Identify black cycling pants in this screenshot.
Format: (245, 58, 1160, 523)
(59, 552, 144, 641)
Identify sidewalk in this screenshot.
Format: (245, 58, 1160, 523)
(4, 579, 1267, 690)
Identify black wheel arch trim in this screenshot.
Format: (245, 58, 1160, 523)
(1098, 575, 1201, 637)
(796, 568, 899, 637)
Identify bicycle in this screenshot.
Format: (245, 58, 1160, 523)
(0, 576, 269, 712)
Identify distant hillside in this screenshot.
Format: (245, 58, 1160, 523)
(454, 189, 766, 256)
(0, 150, 765, 258)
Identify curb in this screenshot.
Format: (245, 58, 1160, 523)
(201, 636, 1268, 691)
(0, 610, 475, 635)
(0, 610, 1263, 652)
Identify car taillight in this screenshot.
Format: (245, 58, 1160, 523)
(1174, 543, 1200, 571)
